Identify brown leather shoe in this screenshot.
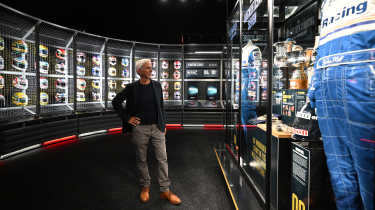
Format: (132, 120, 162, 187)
(140, 187, 150, 203)
(160, 190, 182, 205)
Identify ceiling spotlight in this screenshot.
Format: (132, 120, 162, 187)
(160, 0, 167, 2)
(180, 0, 187, 2)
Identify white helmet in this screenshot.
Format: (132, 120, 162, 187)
(163, 91, 169, 100)
(161, 81, 169, 91)
(77, 65, 85, 76)
(161, 60, 169, 69)
(174, 91, 181, 100)
(174, 60, 182, 70)
(0, 56, 4, 70)
(121, 80, 129, 88)
(174, 82, 181, 90)
(77, 79, 86, 91)
(121, 57, 129, 67)
(55, 92, 66, 103)
(55, 78, 67, 89)
(39, 61, 49, 74)
(55, 62, 66, 74)
(151, 70, 157, 79)
(40, 77, 48, 89)
(173, 70, 181, 80)
(108, 80, 117, 89)
(108, 56, 116, 65)
(12, 56, 28, 71)
(92, 55, 101, 66)
(92, 79, 100, 89)
(77, 92, 85, 102)
(77, 52, 86, 63)
(0, 75, 4, 89)
(12, 76, 28, 89)
(92, 92, 101, 101)
(40, 92, 48, 105)
(151, 60, 157, 68)
(108, 91, 116, 100)
(92, 66, 101, 77)
(161, 71, 169, 79)
(108, 67, 117, 76)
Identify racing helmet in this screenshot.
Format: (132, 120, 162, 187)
(122, 68, 129, 78)
(40, 92, 48, 105)
(92, 92, 101, 101)
(0, 56, 4, 70)
(92, 79, 100, 89)
(161, 71, 169, 79)
(77, 92, 85, 102)
(174, 82, 181, 90)
(108, 67, 116, 77)
(56, 49, 66, 60)
(39, 61, 49, 74)
(108, 80, 116, 89)
(151, 70, 157, 79)
(121, 80, 128, 88)
(0, 75, 4, 89)
(77, 79, 86, 91)
(39, 44, 48, 58)
(151, 60, 157, 68)
(92, 66, 101, 77)
(108, 91, 116, 100)
(0, 94, 5, 107)
(92, 55, 101, 66)
(173, 70, 181, 80)
(77, 65, 85, 76)
(12, 56, 28, 71)
(174, 60, 182, 70)
(174, 91, 181, 100)
(163, 91, 169, 100)
(55, 62, 66, 74)
(12, 40, 28, 54)
(108, 56, 116, 65)
(55, 78, 66, 89)
(77, 52, 86, 63)
(40, 77, 48, 89)
(161, 81, 169, 91)
(0, 37, 4, 51)
(55, 93, 66, 103)
(12, 92, 28, 106)
(12, 76, 28, 90)
(161, 60, 169, 69)
(121, 57, 129, 67)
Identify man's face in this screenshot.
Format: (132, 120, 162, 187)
(137, 61, 152, 79)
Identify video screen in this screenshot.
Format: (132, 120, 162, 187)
(187, 84, 199, 100)
(206, 85, 218, 100)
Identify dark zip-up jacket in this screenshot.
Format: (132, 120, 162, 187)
(112, 80, 166, 133)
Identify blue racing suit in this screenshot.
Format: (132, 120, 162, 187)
(308, 1, 375, 209)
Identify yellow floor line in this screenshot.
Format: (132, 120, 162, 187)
(214, 148, 239, 210)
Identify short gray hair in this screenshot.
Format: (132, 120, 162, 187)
(135, 59, 151, 71)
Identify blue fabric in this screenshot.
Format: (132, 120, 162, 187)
(311, 63, 375, 210)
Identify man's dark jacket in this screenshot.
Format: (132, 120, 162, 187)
(112, 80, 166, 133)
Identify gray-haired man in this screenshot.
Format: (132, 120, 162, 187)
(112, 59, 181, 205)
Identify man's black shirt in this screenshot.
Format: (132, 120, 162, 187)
(135, 82, 158, 125)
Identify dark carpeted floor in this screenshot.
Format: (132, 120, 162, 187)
(0, 129, 234, 210)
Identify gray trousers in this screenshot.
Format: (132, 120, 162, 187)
(131, 124, 170, 192)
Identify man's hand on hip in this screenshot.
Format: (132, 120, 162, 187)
(128, 116, 141, 126)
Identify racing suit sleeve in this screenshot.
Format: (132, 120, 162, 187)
(112, 86, 130, 123)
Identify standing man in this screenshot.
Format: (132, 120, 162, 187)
(309, 1, 374, 209)
(112, 59, 181, 205)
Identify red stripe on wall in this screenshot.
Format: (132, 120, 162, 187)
(42, 135, 77, 146)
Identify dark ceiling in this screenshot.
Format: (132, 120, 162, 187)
(1, 0, 237, 44)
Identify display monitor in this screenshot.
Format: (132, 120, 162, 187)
(206, 85, 218, 100)
(187, 84, 199, 100)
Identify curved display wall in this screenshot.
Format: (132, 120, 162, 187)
(0, 4, 227, 159)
